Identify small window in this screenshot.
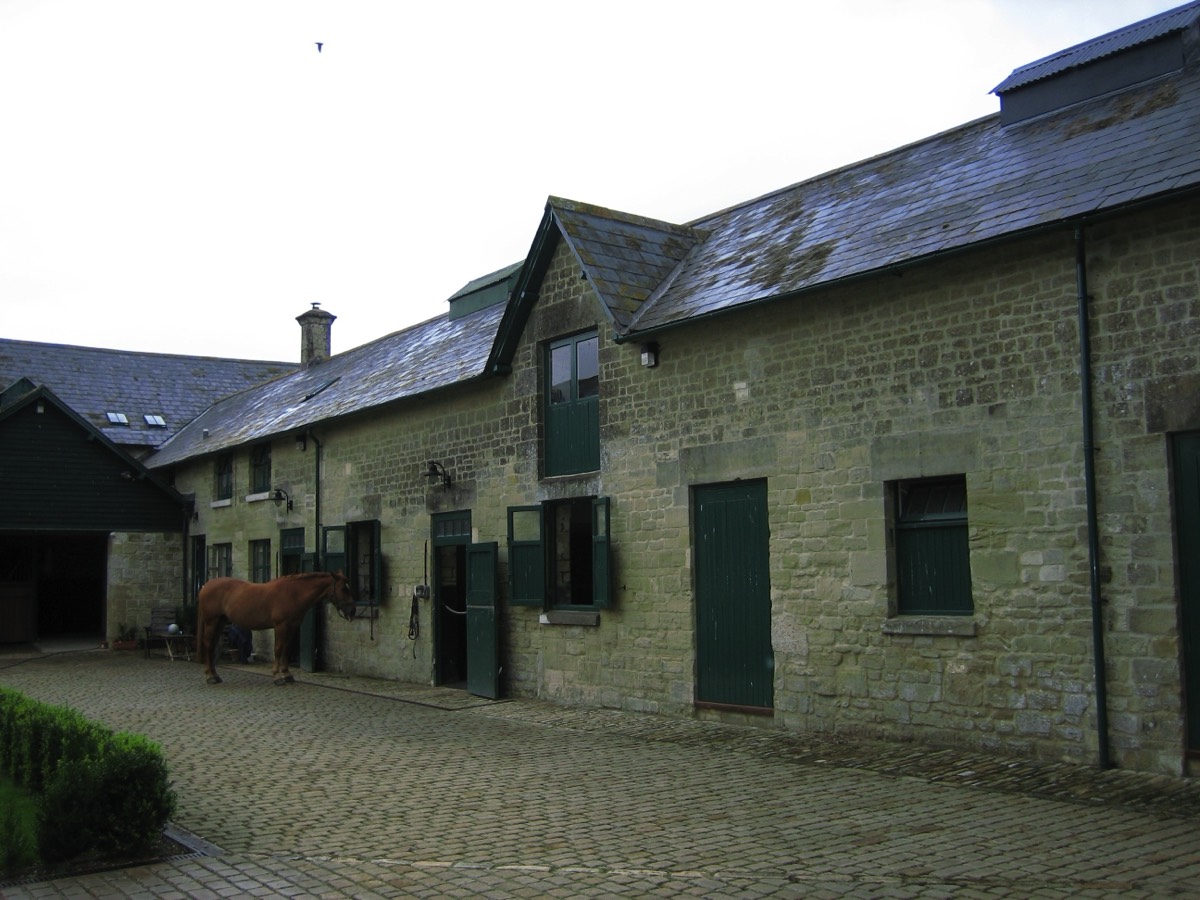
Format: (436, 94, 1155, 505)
(250, 539, 272, 583)
(280, 527, 306, 576)
(508, 497, 611, 608)
(250, 444, 272, 494)
(215, 454, 233, 501)
(106, 412, 128, 425)
(208, 543, 232, 580)
(144, 414, 167, 427)
(894, 475, 972, 615)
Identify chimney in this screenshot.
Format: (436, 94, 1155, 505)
(296, 303, 336, 367)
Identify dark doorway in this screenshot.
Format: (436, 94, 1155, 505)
(436, 543, 468, 687)
(0, 533, 107, 643)
(432, 511, 471, 688)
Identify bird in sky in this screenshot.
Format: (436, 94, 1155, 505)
(315, 42, 323, 53)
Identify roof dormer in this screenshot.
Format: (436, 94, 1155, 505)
(993, 1, 1200, 124)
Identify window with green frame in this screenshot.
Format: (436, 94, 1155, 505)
(508, 497, 610, 608)
(250, 539, 272, 583)
(215, 454, 233, 501)
(544, 331, 599, 476)
(893, 475, 972, 615)
(250, 443, 272, 494)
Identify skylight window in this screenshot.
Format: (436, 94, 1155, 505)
(144, 414, 167, 427)
(106, 412, 129, 425)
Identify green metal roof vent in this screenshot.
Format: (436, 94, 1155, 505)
(447, 261, 522, 321)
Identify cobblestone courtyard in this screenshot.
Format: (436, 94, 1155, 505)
(2, 647, 1199, 898)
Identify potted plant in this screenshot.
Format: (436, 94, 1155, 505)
(111, 623, 139, 651)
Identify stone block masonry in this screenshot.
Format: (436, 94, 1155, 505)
(168, 198, 1198, 776)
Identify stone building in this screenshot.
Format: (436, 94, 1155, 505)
(5, 4, 1199, 776)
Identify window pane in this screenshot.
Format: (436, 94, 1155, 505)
(511, 508, 541, 542)
(593, 498, 607, 538)
(325, 529, 345, 554)
(577, 336, 599, 399)
(550, 343, 572, 404)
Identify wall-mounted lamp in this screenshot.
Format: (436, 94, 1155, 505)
(425, 460, 452, 490)
(191, 510, 199, 523)
(640, 342, 659, 368)
(272, 488, 293, 511)
(295, 433, 307, 452)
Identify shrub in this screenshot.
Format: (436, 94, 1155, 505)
(0, 687, 177, 864)
(38, 734, 176, 861)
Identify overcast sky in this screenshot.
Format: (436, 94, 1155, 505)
(0, 0, 1184, 363)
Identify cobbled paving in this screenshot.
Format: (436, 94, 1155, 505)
(2, 647, 1199, 898)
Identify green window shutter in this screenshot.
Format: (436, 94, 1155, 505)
(370, 520, 382, 606)
(592, 497, 611, 608)
(507, 505, 545, 606)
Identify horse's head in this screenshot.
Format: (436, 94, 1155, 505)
(330, 570, 357, 621)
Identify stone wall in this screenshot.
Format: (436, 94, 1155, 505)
(168, 197, 1198, 775)
(106, 531, 184, 641)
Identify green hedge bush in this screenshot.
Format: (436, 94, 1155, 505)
(0, 686, 176, 863)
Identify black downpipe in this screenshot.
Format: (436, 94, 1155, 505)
(1075, 224, 1111, 769)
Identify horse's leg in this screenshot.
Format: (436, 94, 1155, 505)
(200, 614, 224, 684)
(273, 625, 295, 685)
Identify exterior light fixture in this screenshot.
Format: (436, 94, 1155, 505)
(640, 342, 659, 368)
(425, 460, 452, 489)
(272, 488, 293, 511)
(295, 433, 307, 452)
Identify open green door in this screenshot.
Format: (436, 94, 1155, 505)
(466, 542, 500, 699)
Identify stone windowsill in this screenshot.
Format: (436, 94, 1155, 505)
(245, 491, 272, 503)
(539, 610, 600, 627)
(881, 616, 977, 637)
(210, 499, 232, 509)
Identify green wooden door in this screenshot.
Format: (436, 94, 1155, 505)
(693, 481, 773, 710)
(1174, 433, 1200, 752)
(466, 542, 500, 699)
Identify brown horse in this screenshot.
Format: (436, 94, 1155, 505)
(197, 571, 356, 685)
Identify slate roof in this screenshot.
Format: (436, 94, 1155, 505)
(549, 199, 705, 331)
(615, 46, 1200, 335)
(993, 1, 1200, 93)
(0, 339, 296, 450)
(146, 302, 506, 468)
